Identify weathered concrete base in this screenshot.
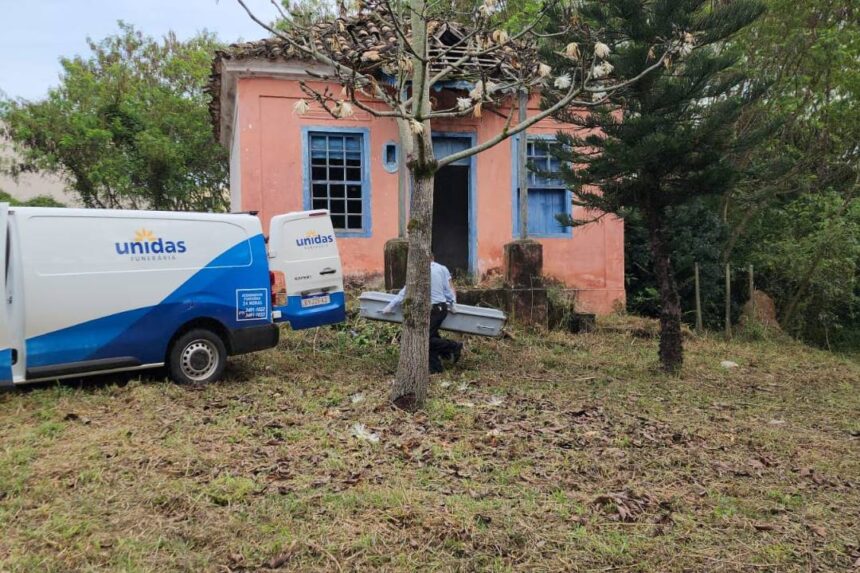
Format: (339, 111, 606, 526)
(383, 238, 409, 291)
(548, 305, 596, 333)
(504, 240, 543, 288)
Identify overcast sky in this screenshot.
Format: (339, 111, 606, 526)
(0, 0, 275, 101)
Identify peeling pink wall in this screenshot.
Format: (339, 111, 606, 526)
(235, 76, 625, 314)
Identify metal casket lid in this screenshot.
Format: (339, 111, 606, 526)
(359, 291, 394, 303)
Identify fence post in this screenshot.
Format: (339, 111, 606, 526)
(725, 263, 732, 338)
(694, 262, 703, 333)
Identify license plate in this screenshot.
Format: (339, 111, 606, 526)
(301, 295, 330, 308)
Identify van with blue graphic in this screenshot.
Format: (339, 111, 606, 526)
(0, 205, 346, 386)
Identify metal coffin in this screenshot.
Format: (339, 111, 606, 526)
(358, 291, 506, 337)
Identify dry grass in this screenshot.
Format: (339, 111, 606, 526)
(1, 307, 858, 572)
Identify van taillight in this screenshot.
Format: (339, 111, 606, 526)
(270, 271, 286, 306)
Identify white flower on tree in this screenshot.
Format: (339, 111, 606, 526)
(293, 99, 310, 115)
(469, 83, 484, 100)
(457, 97, 472, 111)
(677, 32, 696, 57)
(565, 42, 580, 60)
(333, 100, 354, 118)
(538, 63, 552, 77)
(554, 74, 572, 90)
(592, 61, 614, 79)
(594, 41, 611, 59)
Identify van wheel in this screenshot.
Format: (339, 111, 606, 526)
(169, 329, 227, 384)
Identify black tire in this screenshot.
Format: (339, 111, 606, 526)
(168, 328, 227, 384)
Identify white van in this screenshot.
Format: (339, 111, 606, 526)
(0, 205, 345, 386)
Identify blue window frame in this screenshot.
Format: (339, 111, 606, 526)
(512, 137, 572, 238)
(305, 129, 370, 235)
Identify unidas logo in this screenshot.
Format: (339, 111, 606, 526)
(115, 228, 187, 261)
(295, 230, 335, 248)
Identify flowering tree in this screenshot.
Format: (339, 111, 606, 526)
(237, 0, 680, 410)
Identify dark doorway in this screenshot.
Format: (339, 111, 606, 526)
(432, 165, 470, 276)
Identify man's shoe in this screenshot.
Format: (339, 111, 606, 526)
(452, 343, 463, 364)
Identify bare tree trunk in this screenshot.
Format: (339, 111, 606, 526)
(389, 0, 435, 411)
(396, 118, 411, 238)
(390, 166, 435, 410)
(645, 202, 683, 373)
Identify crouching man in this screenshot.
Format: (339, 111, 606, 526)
(382, 254, 463, 374)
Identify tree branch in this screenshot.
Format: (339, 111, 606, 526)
(436, 51, 670, 169)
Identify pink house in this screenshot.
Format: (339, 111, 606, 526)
(209, 41, 625, 314)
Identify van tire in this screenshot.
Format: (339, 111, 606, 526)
(168, 329, 227, 385)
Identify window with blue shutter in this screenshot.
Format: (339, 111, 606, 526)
(308, 132, 367, 232)
(513, 138, 570, 237)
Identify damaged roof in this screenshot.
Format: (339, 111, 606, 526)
(208, 10, 535, 143)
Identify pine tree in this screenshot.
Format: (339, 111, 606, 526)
(549, 0, 766, 372)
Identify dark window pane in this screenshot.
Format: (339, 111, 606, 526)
(312, 198, 328, 210)
(347, 215, 362, 229)
(331, 214, 346, 229)
(385, 144, 397, 164)
(329, 156, 344, 167)
(329, 167, 345, 181)
(312, 167, 326, 180)
(312, 184, 327, 198)
(345, 152, 361, 167)
(329, 199, 346, 216)
(346, 167, 361, 181)
(330, 185, 345, 198)
(347, 199, 362, 214)
(347, 185, 362, 199)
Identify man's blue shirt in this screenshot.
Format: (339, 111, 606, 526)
(384, 261, 456, 310)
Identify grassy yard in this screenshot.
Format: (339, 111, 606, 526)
(1, 310, 858, 572)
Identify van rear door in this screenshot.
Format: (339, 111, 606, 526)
(268, 210, 346, 329)
(0, 204, 14, 385)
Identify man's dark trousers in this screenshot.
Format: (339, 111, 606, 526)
(429, 303, 461, 373)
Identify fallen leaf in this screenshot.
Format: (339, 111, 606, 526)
(808, 524, 826, 537)
(268, 552, 293, 568)
(351, 423, 380, 444)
